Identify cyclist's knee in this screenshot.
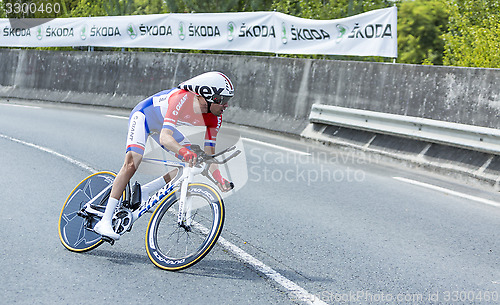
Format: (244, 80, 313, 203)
(123, 152, 142, 173)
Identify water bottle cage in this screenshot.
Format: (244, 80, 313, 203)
(123, 181, 141, 211)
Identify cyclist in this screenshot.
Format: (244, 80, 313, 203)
(94, 71, 234, 240)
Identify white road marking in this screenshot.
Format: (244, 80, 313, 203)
(0, 103, 41, 109)
(0, 134, 98, 174)
(105, 114, 128, 119)
(217, 236, 327, 305)
(1, 133, 325, 305)
(242, 137, 311, 156)
(393, 177, 500, 207)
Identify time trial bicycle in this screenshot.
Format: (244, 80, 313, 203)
(58, 145, 240, 271)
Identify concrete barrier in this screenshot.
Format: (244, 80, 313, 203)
(1, 49, 499, 134)
(1, 49, 500, 186)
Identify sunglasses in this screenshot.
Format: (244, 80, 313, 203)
(210, 94, 232, 106)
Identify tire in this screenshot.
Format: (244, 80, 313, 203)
(145, 183, 225, 271)
(58, 171, 116, 252)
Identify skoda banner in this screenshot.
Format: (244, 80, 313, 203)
(0, 7, 397, 58)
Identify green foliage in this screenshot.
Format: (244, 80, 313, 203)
(397, 0, 449, 65)
(443, 0, 500, 68)
(70, 0, 140, 16)
(132, 0, 168, 14)
(164, 0, 274, 13)
(272, 0, 395, 19)
(70, 0, 107, 16)
(0, 1, 5, 18)
(103, 0, 135, 15)
(272, 0, 350, 19)
(164, 0, 240, 13)
(238, 0, 275, 12)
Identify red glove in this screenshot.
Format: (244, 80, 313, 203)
(212, 169, 229, 185)
(178, 147, 197, 162)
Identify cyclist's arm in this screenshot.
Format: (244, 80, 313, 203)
(160, 128, 183, 153)
(205, 145, 232, 192)
(160, 128, 197, 166)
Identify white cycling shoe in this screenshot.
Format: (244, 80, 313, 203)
(94, 220, 120, 240)
(95, 197, 120, 240)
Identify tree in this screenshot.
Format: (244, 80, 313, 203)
(70, 0, 136, 17)
(70, 0, 108, 16)
(164, 0, 240, 13)
(271, 0, 395, 20)
(0, 1, 5, 18)
(397, 0, 449, 65)
(132, 0, 168, 14)
(238, 0, 275, 12)
(443, 0, 500, 68)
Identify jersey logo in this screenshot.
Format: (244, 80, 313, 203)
(153, 94, 170, 107)
(172, 94, 188, 116)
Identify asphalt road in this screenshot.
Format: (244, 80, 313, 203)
(1, 101, 499, 305)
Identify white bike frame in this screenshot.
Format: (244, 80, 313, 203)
(81, 159, 201, 230)
(131, 159, 203, 225)
(81, 145, 239, 236)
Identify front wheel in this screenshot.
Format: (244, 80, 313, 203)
(145, 183, 225, 271)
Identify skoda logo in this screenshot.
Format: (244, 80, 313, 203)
(336, 24, 349, 43)
(80, 24, 87, 40)
(281, 22, 287, 44)
(36, 26, 43, 40)
(179, 22, 185, 40)
(127, 23, 138, 39)
(227, 22, 235, 41)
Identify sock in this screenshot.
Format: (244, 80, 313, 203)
(141, 176, 167, 199)
(102, 197, 119, 223)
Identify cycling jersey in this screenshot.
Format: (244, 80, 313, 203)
(126, 88, 222, 156)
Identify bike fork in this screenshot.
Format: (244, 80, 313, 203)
(178, 167, 193, 230)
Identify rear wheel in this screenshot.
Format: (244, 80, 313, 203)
(145, 183, 224, 271)
(58, 171, 115, 252)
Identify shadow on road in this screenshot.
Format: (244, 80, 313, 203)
(83, 249, 258, 280)
(84, 248, 150, 266)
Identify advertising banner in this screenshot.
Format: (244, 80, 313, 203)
(0, 7, 397, 57)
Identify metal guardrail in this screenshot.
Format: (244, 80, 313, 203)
(309, 104, 500, 155)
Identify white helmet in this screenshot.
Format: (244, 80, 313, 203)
(178, 71, 234, 105)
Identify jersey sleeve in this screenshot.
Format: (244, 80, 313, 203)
(162, 91, 192, 131)
(204, 115, 222, 148)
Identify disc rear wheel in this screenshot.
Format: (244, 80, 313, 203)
(58, 171, 116, 252)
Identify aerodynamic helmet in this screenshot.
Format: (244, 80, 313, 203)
(177, 71, 234, 105)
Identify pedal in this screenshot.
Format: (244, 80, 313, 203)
(77, 209, 89, 218)
(101, 236, 115, 245)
